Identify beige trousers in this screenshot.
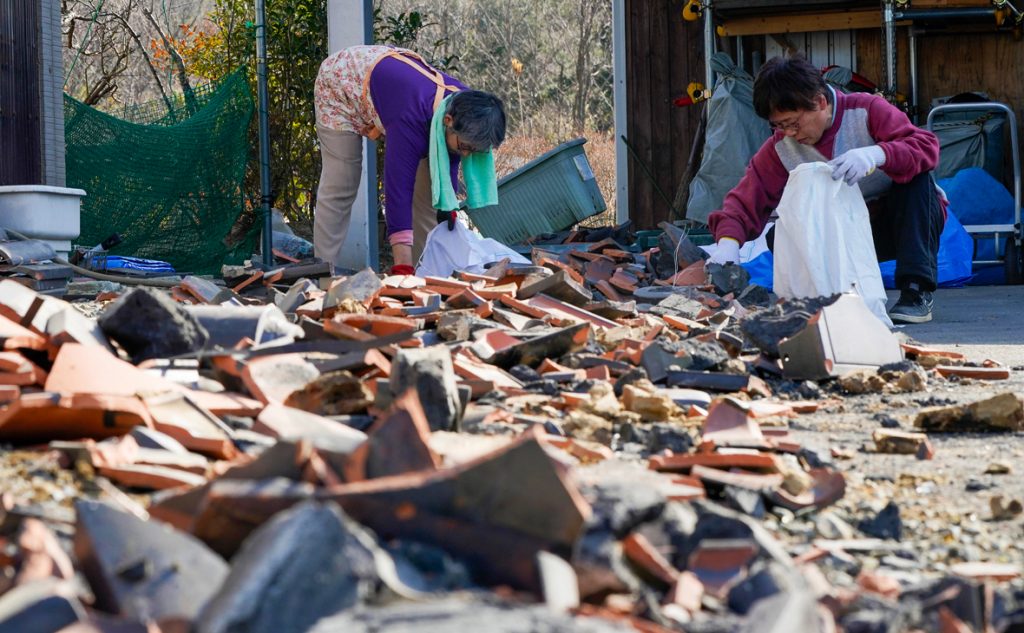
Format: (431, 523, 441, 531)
(314, 124, 438, 270)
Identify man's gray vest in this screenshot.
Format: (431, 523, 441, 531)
(774, 87, 891, 200)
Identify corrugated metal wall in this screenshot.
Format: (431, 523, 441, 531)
(0, 0, 42, 185)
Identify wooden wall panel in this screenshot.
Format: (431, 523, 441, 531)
(0, 0, 42, 185)
(858, 26, 1024, 181)
(625, 0, 704, 229)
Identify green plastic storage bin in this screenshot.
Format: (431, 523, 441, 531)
(468, 138, 606, 245)
(630, 227, 714, 253)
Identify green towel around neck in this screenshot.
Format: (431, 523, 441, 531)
(429, 94, 498, 211)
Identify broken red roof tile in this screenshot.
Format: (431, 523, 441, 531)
(322, 318, 375, 341)
(523, 295, 619, 330)
(856, 569, 901, 599)
(701, 398, 766, 445)
(584, 365, 612, 382)
(140, 392, 237, 460)
(363, 390, 440, 478)
(0, 351, 47, 386)
(789, 400, 820, 414)
(487, 323, 591, 370)
(314, 348, 392, 378)
(518, 271, 593, 307)
(601, 249, 635, 262)
(544, 435, 613, 463)
(256, 403, 368, 454)
(181, 275, 233, 304)
(768, 468, 846, 511)
(690, 464, 784, 491)
(240, 353, 320, 405)
(659, 261, 706, 287)
(660, 314, 703, 333)
(326, 313, 420, 338)
(623, 532, 679, 587)
(649, 452, 779, 473)
(476, 329, 521, 353)
(231, 270, 264, 293)
(98, 463, 207, 491)
(609, 269, 639, 293)
(46, 343, 262, 417)
(537, 358, 576, 375)
(0, 313, 49, 352)
(745, 400, 796, 418)
(537, 257, 586, 286)
(665, 476, 707, 501)
(74, 498, 228, 622)
(686, 538, 758, 598)
(593, 280, 625, 303)
(13, 518, 75, 586)
(381, 273, 426, 288)
(422, 276, 473, 289)
(569, 250, 615, 264)
(452, 351, 523, 389)
(0, 392, 151, 442)
(316, 427, 591, 592)
(0, 384, 20, 403)
(665, 570, 704, 613)
(935, 365, 1010, 380)
(584, 258, 616, 285)
(900, 343, 965, 360)
(498, 295, 549, 319)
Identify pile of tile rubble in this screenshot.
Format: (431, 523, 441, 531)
(0, 225, 1021, 632)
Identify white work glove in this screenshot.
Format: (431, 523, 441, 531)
(707, 237, 741, 266)
(828, 145, 886, 186)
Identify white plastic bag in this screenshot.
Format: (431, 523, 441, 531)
(416, 220, 530, 278)
(773, 162, 892, 327)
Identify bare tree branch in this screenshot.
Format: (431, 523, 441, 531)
(141, 5, 196, 113)
(99, 9, 175, 118)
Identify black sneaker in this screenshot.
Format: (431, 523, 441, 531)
(889, 286, 933, 324)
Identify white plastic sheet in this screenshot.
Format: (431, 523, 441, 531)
(773, 162, 892, 327)
(416, 220, 530, 278)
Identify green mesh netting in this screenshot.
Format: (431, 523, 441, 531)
(64, 68, 256, 275)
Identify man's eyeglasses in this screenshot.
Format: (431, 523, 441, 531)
(447, 126, 485, 154)
(456, 138, 483, 154)
(769, 117, 803, 132)
(769, 111, 809, 132)
(769, 102, 824, 132)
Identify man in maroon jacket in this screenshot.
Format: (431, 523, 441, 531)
(706, 56, 945, 323)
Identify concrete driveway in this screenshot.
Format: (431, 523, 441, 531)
(889, 285, 1024, 367)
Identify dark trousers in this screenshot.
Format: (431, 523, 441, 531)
(767, 171, 945, 291)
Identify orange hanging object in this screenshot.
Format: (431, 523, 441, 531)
(673, 82, 708, 107)
(682, 0, 702, 22)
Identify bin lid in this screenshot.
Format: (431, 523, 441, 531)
(0, 185, 87, 196)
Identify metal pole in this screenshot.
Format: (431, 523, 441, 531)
(612, 0, 629, 224)
(908, 27, 919, 123)
(894, 7, 998, 20)
(703, 1, 715, 115)
(883, 0, 897, 96)
(255, 0, 273, 268)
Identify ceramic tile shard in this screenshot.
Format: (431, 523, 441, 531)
(74, 500, 229, 622)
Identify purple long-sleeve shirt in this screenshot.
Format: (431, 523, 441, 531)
(369, 56, 466, 236)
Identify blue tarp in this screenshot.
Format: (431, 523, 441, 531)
(742, 182, 977, 290)
(939, 168, 1018, 280)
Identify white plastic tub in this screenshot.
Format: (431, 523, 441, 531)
(0, 185, 86, 256)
